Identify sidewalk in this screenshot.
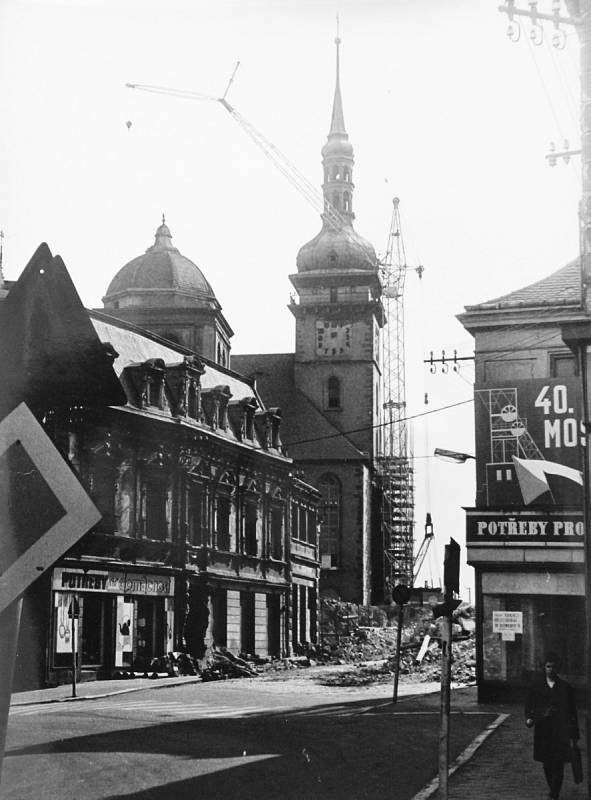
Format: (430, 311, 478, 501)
(412, 687, 587, 800)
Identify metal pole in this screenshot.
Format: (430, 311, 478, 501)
(71, 594, 77, 699)
(578, 343, 591, 799)
(566, 2, 591, 791)
(438, 609, 452, 800)
(392, 603, 404, 703)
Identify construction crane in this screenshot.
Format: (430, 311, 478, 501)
(126, 64, 353, 238)
(377, 198, 422, 596)
(413, 513, 434, 584)
(128, 68, 420, 598)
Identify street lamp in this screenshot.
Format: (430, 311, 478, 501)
(434, 448, 475, 464)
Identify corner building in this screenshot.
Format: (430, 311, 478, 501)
(8, 222, 319, 690)
(459, 259, 586, 701)
(233, 39, 385, 604)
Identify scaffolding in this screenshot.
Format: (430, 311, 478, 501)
(377, 199, 415, 594)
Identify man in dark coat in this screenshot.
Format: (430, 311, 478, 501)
(525, 653, 579, 800)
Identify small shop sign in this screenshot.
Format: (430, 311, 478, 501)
(52, 568, 174, 597)
(492, 610, 523, 641)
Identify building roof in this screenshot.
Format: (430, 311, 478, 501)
(91, 311, 257, 404)
(231, 352, 366, 461)
(104, 218, 216, 303)
(463, 259, 582, 312)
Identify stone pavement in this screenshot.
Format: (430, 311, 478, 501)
(444, 702, 587, 800)
(9, 676, 590, 799)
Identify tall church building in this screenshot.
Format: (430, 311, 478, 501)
(233, 38, 385, 604)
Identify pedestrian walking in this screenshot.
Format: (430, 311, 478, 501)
(525, 652, 579, 800)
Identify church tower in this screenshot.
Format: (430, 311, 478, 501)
(290, 36, 385, 460)
(288, 37, 385, 603)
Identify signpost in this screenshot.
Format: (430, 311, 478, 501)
(433, 538, 461, 800)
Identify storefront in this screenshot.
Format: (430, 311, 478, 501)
(466, 508, 585, 701)
(50, 567, 175, 683)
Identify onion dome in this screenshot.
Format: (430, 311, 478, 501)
(104, 216, 216, 302)
(297, 225, 376, 272)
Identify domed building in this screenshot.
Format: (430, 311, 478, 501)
(233, 38, 386, 605)
(103, 218, 232, 366)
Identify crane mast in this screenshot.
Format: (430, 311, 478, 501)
(378, 198, 415, 596)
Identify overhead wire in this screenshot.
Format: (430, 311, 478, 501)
(284, 397, 473, 447)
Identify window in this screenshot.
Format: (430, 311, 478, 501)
(143, 471, 169, 541)
(244, 502, 258, 555)
(90, 464, 117, 532)
(307, 509, 317, 545)
(318, 474, 341, 568)
(550, 353, 578, 378)
(327, 376, 341, 410)
(343, 192, 351, 212)
(215, 495, 231, 551)
(187, 481, 206, 545)
(187, 384, 199, 419)
(330, 287, 338, 303)
(270, 506, 283, 559)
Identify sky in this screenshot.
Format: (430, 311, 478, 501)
(0, 0, 583, 594)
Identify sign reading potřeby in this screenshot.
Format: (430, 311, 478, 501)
(466, 510, 584, 543)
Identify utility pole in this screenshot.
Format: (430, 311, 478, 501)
(433, 539, 461, 800)
(499, 3, 591, 796)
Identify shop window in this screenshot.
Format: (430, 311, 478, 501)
(327, 376, 341, 410)
(299, 585, 307, 645)
(211, 589, 228, 648)
(136, 597, 165, 667)
(80, 594, 105, 666)
(482, 593, 585, 686)
(270, 505, 283, 559)
(318, 474, 341, 569)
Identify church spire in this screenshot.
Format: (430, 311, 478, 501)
(329, 34, 347, 137)
(322, 34, 355, 225)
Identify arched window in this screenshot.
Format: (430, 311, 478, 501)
(327, 376, 341, 410)
(343, 192, 351, 212)
(318, 474, 341, 569)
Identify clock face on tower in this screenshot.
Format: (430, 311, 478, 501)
(316, 320, 352, 356)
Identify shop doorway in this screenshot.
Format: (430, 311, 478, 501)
(240, 591, 255, 656)
(136, 597, 165, 668)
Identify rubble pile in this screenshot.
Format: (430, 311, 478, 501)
(316, 599, 476, 687)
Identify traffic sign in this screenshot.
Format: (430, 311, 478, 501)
(0, 402, 100, 614)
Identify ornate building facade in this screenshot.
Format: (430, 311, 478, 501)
(6, 230, 319, 690)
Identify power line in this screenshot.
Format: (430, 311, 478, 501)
(284, 397, 473, 447)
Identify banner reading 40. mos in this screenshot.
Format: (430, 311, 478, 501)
(475, 377, 584, 508)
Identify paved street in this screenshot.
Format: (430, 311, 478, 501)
(2, 678, 494, 800)
(3, 675, 588, 800)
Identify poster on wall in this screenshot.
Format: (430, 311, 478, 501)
(55, 592, 77, 654)
(115, 596, 134, 668)
(475, 377, 584, 507)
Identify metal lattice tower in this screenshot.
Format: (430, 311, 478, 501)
(378, 198, 415, 594)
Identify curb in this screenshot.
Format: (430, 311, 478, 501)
(10, 676, 203, 708)
(409, 712, 510, 800)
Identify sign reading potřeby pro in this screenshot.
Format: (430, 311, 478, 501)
(466, 511, 584, 542)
